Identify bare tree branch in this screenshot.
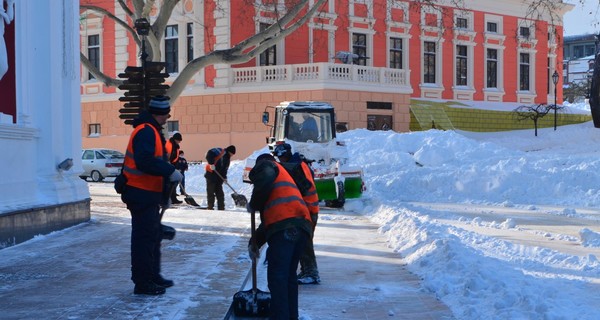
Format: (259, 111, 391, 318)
(167, 0, 327, 101)
(80, 53, 123, 87)
(80, 5, 140, 47)
(116, 0, 133, 18)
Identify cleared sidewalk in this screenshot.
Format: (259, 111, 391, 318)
(0, 184, 453, 319)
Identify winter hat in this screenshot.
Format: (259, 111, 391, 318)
(148, 95, 171, 115)
(226, 145, 236, 155)
(255, 153, 274, 163)
(172, 132, 182, 141)
(273, 143, 292, 159)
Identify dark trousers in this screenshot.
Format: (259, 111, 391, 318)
(299, 214, 319, 277)
(266, 227, 309, 320)
(128, 202, 162, 285)
(178, 172, 186, 194)
(206, 179, 225, 210)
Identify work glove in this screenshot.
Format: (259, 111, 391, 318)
(209, 164, 216, 171)
(248, 243, 260, 260)
(169, 169, 183, 182)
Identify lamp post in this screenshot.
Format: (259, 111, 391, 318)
(552, 70, 559, 131)
(134, 18, 150, 107)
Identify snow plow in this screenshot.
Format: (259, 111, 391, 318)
(243, 101, 364, 207)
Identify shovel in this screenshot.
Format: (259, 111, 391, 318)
(232, 210, 271, 317)
(179, 184, 201, 207)
(213, 170, 248, 207)
(160, 183, 177, 240)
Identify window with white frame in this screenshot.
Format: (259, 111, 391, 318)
(454, 10, 473, 31)
(519, 26, 530, 38)
(187, 23, 193, 63)
(486, 48, 498, 88)
(390, 37, 403, 69)
(519, 52, 530, 91)
(456, 17, 468, 29)
(424, 41, 436, 84)
(167, 120, 179, 134)
(353, 33, 368, 66)
(165, 25, 179, 73)
(259, 23, 277, 66)
(87, 35, 100, 80)
(88, 123, 101, 136)
(456, 45, 468, 86)
(484, 14, 503, 35)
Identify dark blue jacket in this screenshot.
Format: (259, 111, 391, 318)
(121, 111, 176, 206)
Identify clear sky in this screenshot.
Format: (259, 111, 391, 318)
(563, 0, 600, 36)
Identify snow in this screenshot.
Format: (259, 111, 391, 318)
(4, 102, 600, 319)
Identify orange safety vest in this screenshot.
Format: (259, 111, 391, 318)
(165, 140, 179, 164)
(263, 162, 311, 227)
(123, 123, 165, 192)
(300, 162, 319, 215)
(205, 148, 225, 173)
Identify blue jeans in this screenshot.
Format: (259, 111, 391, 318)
(266, 227, 309, 320)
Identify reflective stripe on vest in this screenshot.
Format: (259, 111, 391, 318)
(263, 162, 311, 227)
(300, 162, 319, 215)
(123, 124, 164, 192)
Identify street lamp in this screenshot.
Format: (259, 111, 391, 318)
(134, 18, 150, 108)
(552, 70, 559, 131)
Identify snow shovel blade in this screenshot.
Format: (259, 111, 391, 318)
(232, 289, 271, 317)
(231, 193, 248, 207)
(183, 195, 201, 207)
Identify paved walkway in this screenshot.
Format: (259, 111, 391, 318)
(0, 184, 453, 319)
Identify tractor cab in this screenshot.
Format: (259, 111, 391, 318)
(268, 102, 336, 144)
(248, 101, 364, 207)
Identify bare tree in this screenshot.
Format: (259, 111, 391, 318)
(513, 104, 551, 136)
(80, 0, 327, 103)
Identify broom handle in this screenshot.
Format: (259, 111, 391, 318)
(251, 209, 258, 292)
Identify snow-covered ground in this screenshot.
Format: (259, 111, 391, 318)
(4, 101, 600, 319)
(183, 105, 600, 319)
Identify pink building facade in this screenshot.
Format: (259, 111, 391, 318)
(80, 0, 571, 161)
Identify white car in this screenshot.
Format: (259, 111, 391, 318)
(80, 149, 124, 182)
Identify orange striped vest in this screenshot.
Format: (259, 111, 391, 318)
(263, 162, 311, 227)
(123, 124, 164, 192)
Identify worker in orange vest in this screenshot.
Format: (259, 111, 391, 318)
(247, 153, 313, 320)
(165, 132, 183, 204)
(121, 95, 183, 295)
(273, 143, 321, 285)
(204, 145, 236, 210)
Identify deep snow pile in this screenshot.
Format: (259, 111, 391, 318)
(186, 120, 600, 319)
(334, 123, 600, 319)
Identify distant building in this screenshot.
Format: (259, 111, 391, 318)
(563, 34, 597, 61)
(563, 34, 597, 85)
(80, 0, 572, 160)
(564, 55, 594, 85)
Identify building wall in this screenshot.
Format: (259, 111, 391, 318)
(79, 0, 571, 159)
(82, 88, 410, 161)
(1, 0, 90, 248)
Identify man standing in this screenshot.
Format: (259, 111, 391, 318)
(166, 132, 183, 204)
(175, 150, 189, 195)
(247, 153, 313, 320)
(121, 95, 183, 295)
(204, 145, 236, 210)
(273, 143, 321, 284)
